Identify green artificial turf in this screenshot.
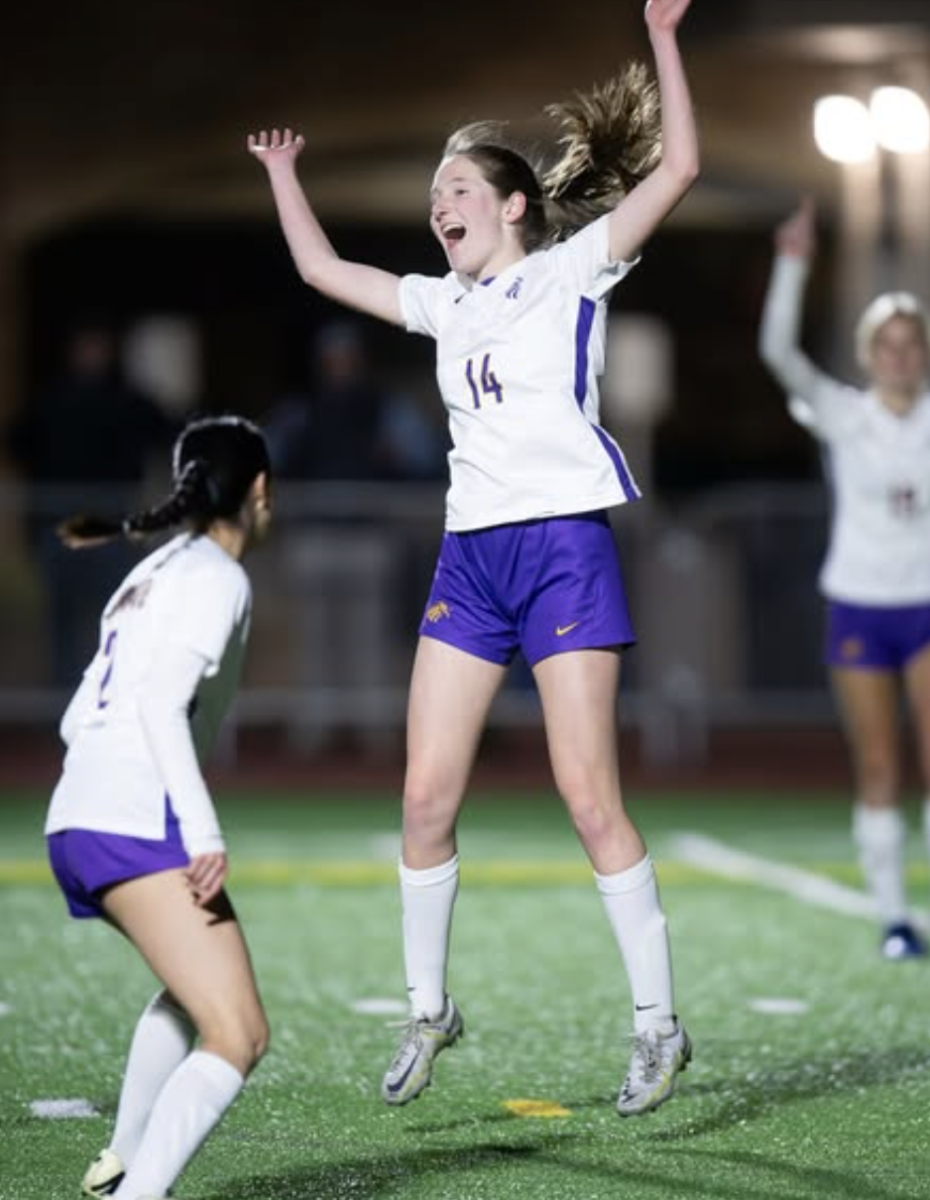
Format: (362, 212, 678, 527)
(1, 789, 929, 1199)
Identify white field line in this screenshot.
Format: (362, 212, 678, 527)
(670, 831, 930, 928)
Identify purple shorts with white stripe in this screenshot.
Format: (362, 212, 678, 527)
(47, 802, 189, 919)
(419, 510, 636, 667)
(825, 598, 930, 670)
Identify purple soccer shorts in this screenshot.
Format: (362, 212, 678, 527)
(825, 598, 930, 670)
(47, 803, 189, 919)
(419, 510, 636, 667)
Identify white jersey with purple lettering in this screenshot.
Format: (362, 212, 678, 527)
(45, 533, 251, 846)
(760, 255, 930, 605)
(400, 214, 641, 532)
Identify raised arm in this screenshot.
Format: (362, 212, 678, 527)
(606, 0, 699, 264)
(758, 198, 827, 402)
(247, 129, 405, 327)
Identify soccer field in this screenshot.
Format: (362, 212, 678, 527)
(2, 787, 929, 1200)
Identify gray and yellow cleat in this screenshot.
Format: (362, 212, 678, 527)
(381, 995, 464, 1106)
(617, 1020, 692, 1116)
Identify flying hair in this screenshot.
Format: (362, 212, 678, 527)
(542, 62, 662, 226)
(442, 61, 662, 247)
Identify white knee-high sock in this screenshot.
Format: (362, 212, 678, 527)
(399, 855, 459, 1019)
(110, 992, 196, 1167)
(595, 855, 675, 1036)
(853, 805, 907, 924)
(112, 1050, 243, 1200)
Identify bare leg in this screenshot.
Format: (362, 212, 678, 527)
(400, 637, 506, 1013)
(402, 636, 507, 867)
(535, 649, 672, 1023)
(535, 648, 689, 1113)
(381, 638, 505, 1105)
(102, 871, 267, 1198)
(534, 648, 642, 873)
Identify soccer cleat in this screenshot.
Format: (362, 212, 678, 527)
(881, 922, 928, 961)
(81, 1149, 125, 1197)
(381, 995, 464, 1106)
(616, 1020, 692, 1117)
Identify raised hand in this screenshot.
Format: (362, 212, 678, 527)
(247, 127, 305, 168)
(775, 196, 816, 259)
(645, 0, 693, 35)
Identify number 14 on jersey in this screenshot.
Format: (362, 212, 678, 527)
(465, 354, 505, 409)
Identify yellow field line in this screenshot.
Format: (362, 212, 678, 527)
(2, 859, 927, 887)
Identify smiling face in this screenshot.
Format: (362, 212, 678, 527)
(866, 314, 930, 402)
(429, 154, 525, 281)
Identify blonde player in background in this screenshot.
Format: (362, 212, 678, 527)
(249, 0, 698, 1115)
(45, 416, 273, 1200)
(760, 197, 930, 961)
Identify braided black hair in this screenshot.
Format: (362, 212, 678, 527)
(58, 415, 270, 548)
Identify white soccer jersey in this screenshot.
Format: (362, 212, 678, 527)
(400, 214, 641, 531)
(760, 255, 930, 604)
(45, 533, 252, 847)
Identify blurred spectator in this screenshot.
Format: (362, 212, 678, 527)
(6, 316, 178, 687)
(264, 320, 446, 481)
(380, 385, 449, 482)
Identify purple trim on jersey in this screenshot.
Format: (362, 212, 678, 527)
(574, 297, 596, 407)
(573, 297, 639, 502)
(825, 599, 930, 670)
(419, 510, 636, 667)
(592, 426, 640, 502)
(47, 799, 189, 919)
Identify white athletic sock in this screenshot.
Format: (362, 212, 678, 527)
(595, 855, 675, 1036)
(853, 805, 908, 924)
(112, 1050, 243, 1200)
(399, 854, 459, 1020)
(110, 992, 196, 1167)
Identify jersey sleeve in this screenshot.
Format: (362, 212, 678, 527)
(759, 255, 858, 440)
(137, 641, 225, 857)
(547, 215, 638, 300)
(399, 273, 450, 338)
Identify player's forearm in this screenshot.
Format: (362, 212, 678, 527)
(758, 254, 832, 407)
(264, 162, 404, 324)
(139, 695, 225, 857)
(605, 27, 698, 263)
(759, 255, 810, 372)
(649, 27, 699, 196)
(264, 160, 340, 287)
(137, 647, 225, 858)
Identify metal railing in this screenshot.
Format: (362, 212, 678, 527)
(0, 479, 833, 767)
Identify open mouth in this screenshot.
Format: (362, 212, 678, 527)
(442, 224, 466, 243)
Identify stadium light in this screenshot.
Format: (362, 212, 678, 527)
(814, 87, 930, 162)
(869, 86, 930, 154)
(813, 94, 876, 163)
